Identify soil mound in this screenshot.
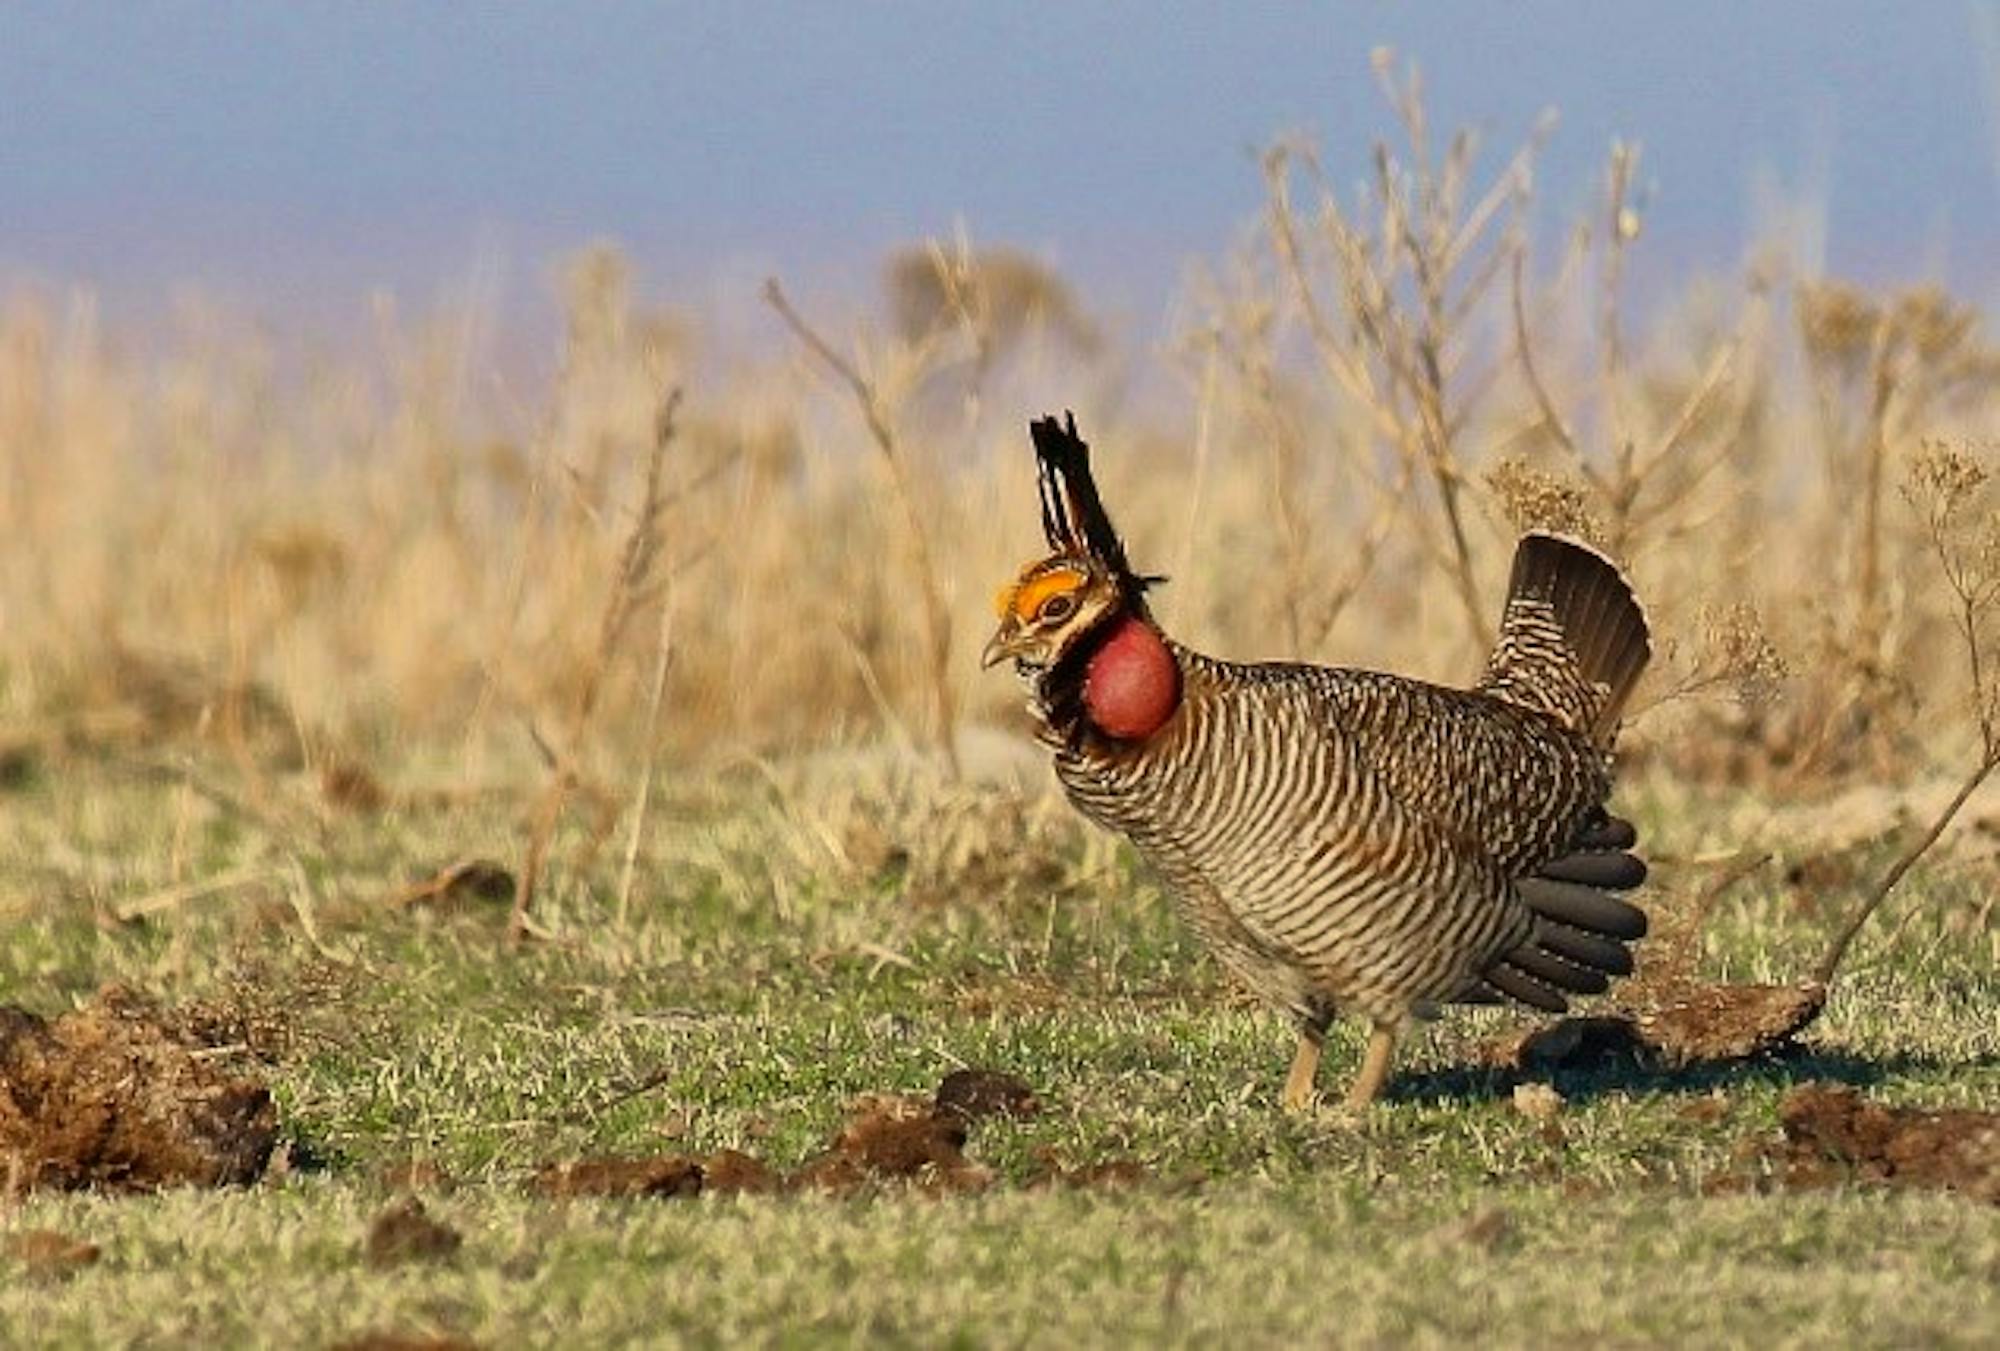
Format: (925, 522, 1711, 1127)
(0, 990, 277, 1192)
(1753, 1084, 2000, 1204)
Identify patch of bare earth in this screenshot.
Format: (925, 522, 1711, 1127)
(533, 1155, 704, 1199)
(0, 988, 278, 1192)
(3, 1229, 101, 1279)
(332, 1335, 480, 1351)
(1727, 1084, 2000, 1204)
(364, 1198, 465, 1267)
(531, 1069, 1147, 1199)
(1493, 983, 1828, 1074)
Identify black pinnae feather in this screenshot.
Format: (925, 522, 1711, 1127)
(1029, 412, 1158, 597)
(1034, 433, 1073, 550)
(1031, 413, 1081, 551)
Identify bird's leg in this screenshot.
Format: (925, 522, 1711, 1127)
(1343, 1023, 1399, 1109)
(1281, 1018, 1328, 1114)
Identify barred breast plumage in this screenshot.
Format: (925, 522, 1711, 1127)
(987, 415, 1653, 1110)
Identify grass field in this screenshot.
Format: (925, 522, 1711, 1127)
(0, 754, 1994, 1347)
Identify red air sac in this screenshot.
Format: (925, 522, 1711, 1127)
(1084, 618, 1182, 740)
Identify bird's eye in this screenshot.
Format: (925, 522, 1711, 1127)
(1038, 593, 1077, 623)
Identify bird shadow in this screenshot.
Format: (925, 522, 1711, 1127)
(1388, 1042, 1992, 1108)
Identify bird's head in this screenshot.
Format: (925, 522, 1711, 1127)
(982, 552, 1125, 673)
(983, 414, 1180, 742)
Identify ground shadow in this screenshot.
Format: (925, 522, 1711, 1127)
(1387, 1043, 1995, 1108)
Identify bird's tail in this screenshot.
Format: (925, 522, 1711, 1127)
(1461, 810, 1650, 1012)
(1478, 532, 1650, 749)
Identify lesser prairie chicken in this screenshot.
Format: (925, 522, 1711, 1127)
(984, 414, 1651, 1110)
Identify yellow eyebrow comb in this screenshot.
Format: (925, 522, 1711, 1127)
(997, 565, 1086, 620)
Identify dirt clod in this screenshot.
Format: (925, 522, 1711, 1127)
(387, 860, 517, 913)
(332, 1335, 481, 1351)
(1490, 983, 1827, 1074)
(4, 1229, 101, 1279)
(533, 1155, 703, 1199)
(796, 1095, 990, 1194)
(701, 1148, 781, 1195)
(1753, 1084, 2000, 1204)
(935, 1068, 1040, 1122)
(365, 1198, 464, 1267)
(1633, 982, 1827, 1064)
(528, 1070, 1081, 1200)
(0, 992, 278, 1192)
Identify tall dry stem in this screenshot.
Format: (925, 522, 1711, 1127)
(1510, 148, 1763, 561)
(616, 569, 677, 931)
(764, 278, 962, 778)
(1260, 52, 1551, 647)
(509, 386, 684, 944)
(1799, 284, 1995, 695)
(1813, 442, 2000, 985)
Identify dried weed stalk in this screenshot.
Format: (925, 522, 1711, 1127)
(1633, 601, 1790, 719)
(1511, 145, 1764, 559)
(1261, 50, 1551, 647)
(1483, 456, 1603, 546)
(1182, 278, 1417, 657)
(885, 234, 1100, 424)
(616, 565, 677, 931)
(1798, 284, 1998, 692)
(764, 278, 962, 777)
(1813, 441, 2000, 985)
(509, 387, 683, 943)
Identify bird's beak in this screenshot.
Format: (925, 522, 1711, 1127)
(981, 624, 1019, 669)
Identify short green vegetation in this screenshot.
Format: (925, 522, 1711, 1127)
(1, 760, 1994, 1347)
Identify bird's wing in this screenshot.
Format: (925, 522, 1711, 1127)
(1190, 667, 1632, 1013)
(1308, 668, 1612, 875)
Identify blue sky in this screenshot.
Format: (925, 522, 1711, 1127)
(3, 4, 1994, 336)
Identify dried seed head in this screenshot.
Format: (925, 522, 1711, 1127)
(1797, 281, 1881, 363)
(1485, 457, 1605, 547)
(1696, 602, 1790, 707)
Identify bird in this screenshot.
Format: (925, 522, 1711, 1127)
(983, 413, 1652, 1111)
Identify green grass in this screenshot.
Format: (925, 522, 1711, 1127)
(1, 757, 1995, 1348)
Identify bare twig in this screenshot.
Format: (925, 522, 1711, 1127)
(1260, 62, 1540, 652)
(1689, 850, 1773, 936)
(616, 570, 677, 931)
(1812, 750, 1998, 986)
(510, 387, 683, 944)
(1598, 141, 1640, 485)
(1510, 249, 1603, 491)
(113, 865, 278, 924)
(764, 278, 962, 777)
(1813, 443, 2000, 984)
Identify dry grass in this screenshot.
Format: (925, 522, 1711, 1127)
(2, 226, 1994, 787)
